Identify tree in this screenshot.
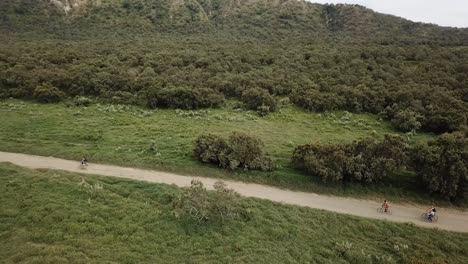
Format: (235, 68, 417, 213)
(412, 133, 468, 200)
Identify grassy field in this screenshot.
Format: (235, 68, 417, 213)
(0, 163, 467, 263)
(0, 99, 441, 204)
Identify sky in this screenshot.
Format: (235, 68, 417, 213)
(309, 0, 468, 28)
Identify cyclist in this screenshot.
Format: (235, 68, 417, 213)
(81, 156, 88, 168)
(382, 200, 390, 213)
(427, 207, 437, 222)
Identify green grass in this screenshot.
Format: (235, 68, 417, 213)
(0, 99, 440, 205)
(0, 163, 467, 264)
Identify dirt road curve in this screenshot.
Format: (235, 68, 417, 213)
(1, 151, 467, 233)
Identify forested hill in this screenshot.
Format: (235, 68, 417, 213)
(1, 0, 468, 44)
(1, 0, 467, 135)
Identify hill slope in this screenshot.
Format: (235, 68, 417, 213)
(0, 0, 467, 135)
(1, 0, 468, 44)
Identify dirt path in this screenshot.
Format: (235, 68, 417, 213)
(1, 151, 467, 233)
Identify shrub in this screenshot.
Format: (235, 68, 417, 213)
(193, 132, 273, 171)
(422, 109, 466, 134)
(0, 89, 9, 99)
(224, 132, 272, 171)
(249, 156, 274, 172)
(108, 91, 138, 105)
(156, 87, 199, 109)
(72, 96, 93, 107)
(350, 135, 409, 183)
(293, 144, 349, 182)
(278, 97, 290, 107)
(412, 133, 467, 200)
(78, 178, 104, 199)
(383, 95, 467, 134)
(292, 134, 408, 183)
(211, 181, 246, 223)
(391, 109, 422, 132)
(33, 83, 65, 103)
(256, 104, 271, 117)
(172, 180, 210, 223)
(198, 88, 225, 108)
(175, 109, 209, 118)
(241, 88, 277, 115)
(193, 134, 229, 165)
(291, 88, 345, 112)
(147, 87, 224, 110)
(172, 180, 246, 224)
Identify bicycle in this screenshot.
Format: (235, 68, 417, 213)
(421, 212, 438, 223)
(377, 207, 392, 215)
(80, 161, 88, 169)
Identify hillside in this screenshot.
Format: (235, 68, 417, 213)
(1, 0, 468, 44)
(1, 1, 468, 134)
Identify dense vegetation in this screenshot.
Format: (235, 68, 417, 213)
(1, 36, 467, 132)
(292, 133, 467, 202)
(2, 0, 468, 43)
(1, 163, 468, 263)
(0, 0, 467, 133)
(412, 132, 468, 200)
(292, 134, 408, 183)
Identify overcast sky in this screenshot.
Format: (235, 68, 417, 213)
(309, 0, 468, 28)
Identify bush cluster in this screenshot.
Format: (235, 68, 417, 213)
(241, 88, 277, 116)
(105, 91, 139, 105)
(292, 131, 467, 201)
(147, 87, 224, 110)
(390, 109, 422, 132)
(71, 96, 93, 107)
(33, 83, 65, 103)
(193, 132, 273, 171)
(381, 91, 467, 134)
(292, 134, 408, 183)
(291, 88, 345, 112)
(2, 36, 467, 134)
(412, 133, 467, 200)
